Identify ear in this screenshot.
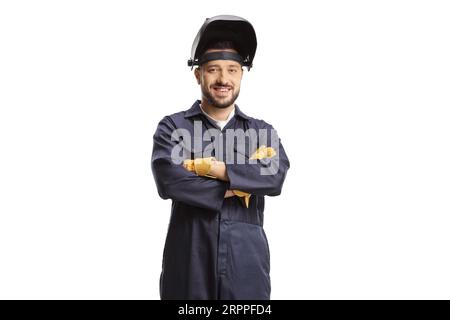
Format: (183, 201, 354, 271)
(194, 67, 201, 84)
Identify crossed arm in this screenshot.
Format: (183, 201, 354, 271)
(151, 116, 290, 210)
(208, 161, 235, 198)
(181, 157, 247, 203)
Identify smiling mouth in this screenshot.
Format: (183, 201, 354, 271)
(212, 85, 232, 96)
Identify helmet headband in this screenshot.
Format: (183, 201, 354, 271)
(198, 51, 243, 66)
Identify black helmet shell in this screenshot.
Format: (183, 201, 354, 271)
(188, 15, 257, 70)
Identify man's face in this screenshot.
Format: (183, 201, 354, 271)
(195, 49, 244, 109)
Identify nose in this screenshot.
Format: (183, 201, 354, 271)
(217, 71, 226, 82)
(216, 71, 230, 86)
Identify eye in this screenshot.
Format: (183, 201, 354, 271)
(208, 68, 217, 73)
(229, 69, 237, 73)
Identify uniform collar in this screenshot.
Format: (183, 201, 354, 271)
(184, 99, 250, 120)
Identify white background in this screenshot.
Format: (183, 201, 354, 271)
(0, 0, 449, 299)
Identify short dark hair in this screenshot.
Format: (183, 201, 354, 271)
(205, 40, 237, 51)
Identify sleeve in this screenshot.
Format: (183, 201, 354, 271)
(151, 116, 229, 211)
(225, 121, 290, 196)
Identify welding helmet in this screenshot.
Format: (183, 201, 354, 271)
(187, 15, 257, 71)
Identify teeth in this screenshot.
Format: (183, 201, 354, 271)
(215, 87, 229, 92)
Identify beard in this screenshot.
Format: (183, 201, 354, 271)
(201, 85, 241, 109)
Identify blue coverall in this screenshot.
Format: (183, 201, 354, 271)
(151, 99, 290, 299)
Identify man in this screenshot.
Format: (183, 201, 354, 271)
(151, 15, 290, 300)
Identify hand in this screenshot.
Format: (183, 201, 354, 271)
(250, 145, 276, 160)
(231, 190, 251, 208)
(209, 159, 229, 181)
(183, 157, 216, 177)
(182, 157, 229, 181)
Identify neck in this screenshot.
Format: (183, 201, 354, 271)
(200, 98, 235, 121)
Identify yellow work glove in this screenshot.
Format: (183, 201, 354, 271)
(232, 190, 251, 208)
(183, 159, 195, 172)
(250, 145, 276, 160)
(183, 157, 217, 179)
